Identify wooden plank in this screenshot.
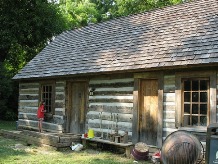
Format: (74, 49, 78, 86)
(164, 75, 175, 85)
(157, 73, 164, 148)
(210, 71, 217, 123)
(18, 113, 37, 120)
(89, 105, 133, 114)
(19, 95, 39, 100)
(132, 78, 139, 144)
(140, 79, 158, 146)
(89, 98, 133, 103)
(81, 138, 133, 147)
(18, 107, 38, 113)
(20, 83, 39, 89)
(86, 112, 133, 122)
(19, 101, 38, 107)
(81, 138, 133, 158)
(175, 73, 182, 128)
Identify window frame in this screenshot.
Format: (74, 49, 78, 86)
(181, 78, 209, 127)
(175, 71, 216, 132)
(39, 82, 55, 115)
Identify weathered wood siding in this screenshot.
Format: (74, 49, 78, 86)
(18, 81, 66, 133)
(87, 78, 134, 139)
(18, 82, 39, 130)
(217, 73, 218, 121)
(54, 81, 66, 126)
(163, 75, 177, 138)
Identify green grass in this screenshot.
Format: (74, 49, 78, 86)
(0, 136, 144, 164)
(0, 120, 17, 130)
(0, 121, 151, 164)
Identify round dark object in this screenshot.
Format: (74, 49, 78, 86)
(161, 130, 202, 164)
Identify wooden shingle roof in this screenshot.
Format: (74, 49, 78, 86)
(13, 0, 218, 80)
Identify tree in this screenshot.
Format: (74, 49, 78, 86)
(0, 0, 70, 120)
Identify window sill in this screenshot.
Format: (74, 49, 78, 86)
(178, 126, 207, 133)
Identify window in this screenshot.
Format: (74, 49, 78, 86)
(182, 78, 209, 127)
(40, 84, 54, 114)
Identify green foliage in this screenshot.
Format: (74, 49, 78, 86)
(0, 0, 70, 120)
(59, 0, 100, 29)
(0, 63, 18, 120)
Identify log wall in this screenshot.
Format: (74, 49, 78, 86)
(217, 73, 218, 121)
(87, 78, 134, 139)
(18, 83, 39, 129)
(18, 81, 65, 133)
(163, 74, 177, 138)
(54, 81, 66, 126)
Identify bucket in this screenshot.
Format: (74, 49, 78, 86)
(131, 142, 149, 161)
(88, 129, 94, 138)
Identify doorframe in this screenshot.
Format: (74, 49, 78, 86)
(132, 72, 163, 148)
(65, 80, 88, 133)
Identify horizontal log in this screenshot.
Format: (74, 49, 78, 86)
(55, 87, 65, 92)
(89, 81, 134, 88)
(163, 121, 175, 129)
(87, 119, 132, 132)
(55, 102, 65, 108)
(20, 83, 39, 89)
(89, 128, 133, 138)
(89, 98, 133, 103)
(18, 113, 37, 120)
(53, 115, 65, 125)
(89, 102, 133, 108)
(18, 119, 63, 132)
(89, 78, 134, 85)
(89, 105, 133, 114)
(19, 101, 38, 107)
(93, 91, 132, 96)
(163, 111, 175, 119)
(19, 95, 39, 100)
(163, 93, 175, 102)
(164, 85, 175, 93)
(55, 94, 65, 100)
(55, 108, 65, 116)
(94, 87, 133, 92)
(55, 81, 66, 87)
(86, 111, 133, 122)
(19, 89, 39, 94)
(164, 75, 175, 85)
(19, 107, 38, 113)
(163, 104, 175, 111)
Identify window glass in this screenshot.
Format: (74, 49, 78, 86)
(184, 92, 190, 102)
(200, 92, 207, 102)
(200, 104, 207, 114)
(200, 116, 207, 126)
(192, 80, 199, 91)
(200, 80, 208, 90)
(41, 84, 53, 113)
(184, 80, 191, 91)
(182, 78, 209, 127)
(184, 104, 190, 114)
(192, 104, 198, 114)
(192, 116, 198, 126)
(192, 92, 198, 102)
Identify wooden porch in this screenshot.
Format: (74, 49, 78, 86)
(0, 129, 81, 149)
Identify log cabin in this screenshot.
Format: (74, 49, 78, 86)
(13, 0, 218, 148)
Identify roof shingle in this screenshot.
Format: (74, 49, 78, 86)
(13, 0, 218, 80)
